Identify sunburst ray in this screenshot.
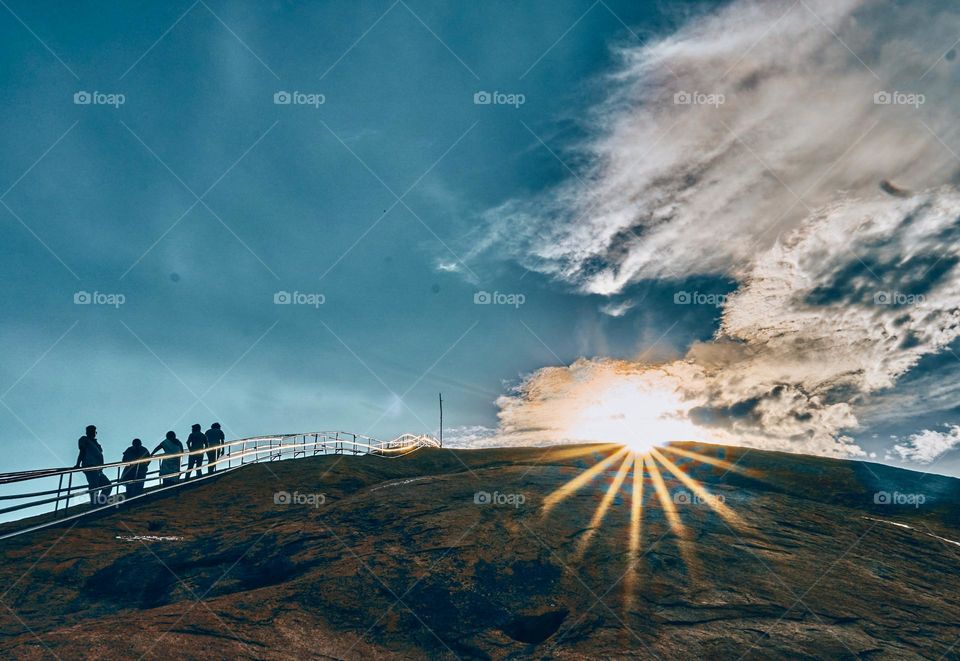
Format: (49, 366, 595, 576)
(660, 444, 761, 479)
(645, 453, 702, 580)
(649, 447, 747, 531)
(572, 453, 634, 560)
(541, 446, 630, 516)
(623, 454, 645, 612)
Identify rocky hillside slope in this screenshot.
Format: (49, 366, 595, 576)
(0, 442, 958, 659)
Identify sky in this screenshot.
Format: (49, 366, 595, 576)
(2, 0, 960, 478)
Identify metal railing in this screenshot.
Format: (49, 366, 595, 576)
(0, 431, 440, 540)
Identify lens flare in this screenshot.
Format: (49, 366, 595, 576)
(564, 379, 707, 453)
(539, 385, 763, 619)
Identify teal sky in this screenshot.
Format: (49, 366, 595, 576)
(5, 0, 960, 478)
(0, 1, 723, 471)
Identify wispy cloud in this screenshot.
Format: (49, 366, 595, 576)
(477, 0, 960, 457)
(485, 0, 959, 291)
(889, 425, 960, 464)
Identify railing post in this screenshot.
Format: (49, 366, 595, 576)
(54, 473, 64, 516)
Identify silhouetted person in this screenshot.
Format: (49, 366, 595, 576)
(74, 425, 111, 505)
(204, 422, 225, 474)
(152, 431, 183, 486)
(120, 438, 150, 497)
(186, 423, 206, 479)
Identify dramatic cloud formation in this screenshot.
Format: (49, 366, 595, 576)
(483, 0, 960, 457)
(889, 425, 960, 464)
(488, 0, 959, 289)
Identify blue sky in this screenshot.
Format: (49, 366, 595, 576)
(0, 0, 722, 472)
(3, 0, 960, 477)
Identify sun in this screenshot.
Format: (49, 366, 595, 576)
(564, 380, 704, 452)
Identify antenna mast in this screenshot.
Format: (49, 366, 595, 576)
(439, 392, 443, 447)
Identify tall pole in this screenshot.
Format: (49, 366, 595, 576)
(439, 392, 443, 447)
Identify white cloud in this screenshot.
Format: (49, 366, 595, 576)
(440, 425, 500, 448)
(472, 0, 960, 457)
(599, 300, 635, 317)
(889, 425, 960, 464)
(485, 0, 960, 292)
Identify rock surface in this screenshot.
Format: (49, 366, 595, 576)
(1, 442, 958, 660)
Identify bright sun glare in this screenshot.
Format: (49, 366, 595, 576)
(566, 381, 705, 453)
(542, 380, 758, 616)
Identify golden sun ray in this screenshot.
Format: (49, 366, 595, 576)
(649, 447, 747, 531)
(538, 435, 764, 609)
(572, 454, 634, 561)
(541, 446, 630, 516)
(645, 454, 702, 581)
(659, 444, 761, 479)
(540, 442, 623, 463)
(623, 454, 645, 612)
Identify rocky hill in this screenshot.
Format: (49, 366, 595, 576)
(0, 442, 958, 659)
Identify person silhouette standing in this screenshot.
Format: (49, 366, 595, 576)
(74, 425, 111, 505)
(186, 423, 206, 479)
(120, 438, 150, 497)
(152, 431, 183, 486)
(204, 422, 225, 474)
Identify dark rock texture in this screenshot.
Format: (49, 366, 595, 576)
(0, 443, 958, 659)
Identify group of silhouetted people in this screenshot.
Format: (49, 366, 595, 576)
(73, 422, 226, 504)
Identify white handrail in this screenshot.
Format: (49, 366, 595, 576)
(0, 431, 440, 540)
